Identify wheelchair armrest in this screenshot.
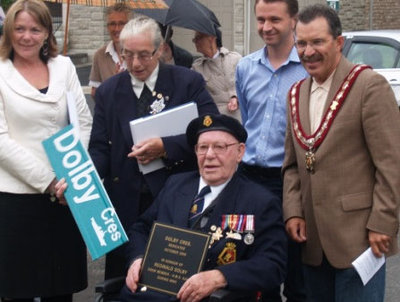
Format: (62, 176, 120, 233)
(95, 276, 125, 294)
(209, 288, 256, 302)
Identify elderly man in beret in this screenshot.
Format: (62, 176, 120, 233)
(121, 114, 287, 302)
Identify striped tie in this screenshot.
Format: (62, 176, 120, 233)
(189, 186, 211, 226)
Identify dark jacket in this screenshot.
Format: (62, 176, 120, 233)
(121, 171, 287, 301)
(89, 63, 218, 229)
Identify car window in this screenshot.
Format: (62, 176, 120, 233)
(346, 42, 398, 69)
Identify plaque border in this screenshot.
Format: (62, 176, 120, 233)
(138, 221, 211, 296)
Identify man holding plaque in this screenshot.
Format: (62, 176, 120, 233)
(89, 16, 218, 279)
(121, 114, 287, 302)
(282, 4, 400, 301)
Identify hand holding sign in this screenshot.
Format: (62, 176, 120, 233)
(42, 125, 128, 259)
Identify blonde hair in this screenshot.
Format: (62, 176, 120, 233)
(0, 0, 58, 62)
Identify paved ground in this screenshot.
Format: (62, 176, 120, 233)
(74, 65, 400, 302)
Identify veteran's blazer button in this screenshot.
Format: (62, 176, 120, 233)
(113, 177, 119, 182)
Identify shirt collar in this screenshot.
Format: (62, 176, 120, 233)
(311, 69, 335, 93)
(261, 45, 301, 69)
(212, 49, 220, 59)
(199, 177, 229, 198)
(129, 63, 160, 96)
(105, 41, 127, 69)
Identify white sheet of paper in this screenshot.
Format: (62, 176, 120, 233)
(67, 91, 80, 137)
(352, 247, 385, 285)
(129, 102, 198, 174)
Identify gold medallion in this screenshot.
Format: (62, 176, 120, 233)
(305, 150, 315, 173)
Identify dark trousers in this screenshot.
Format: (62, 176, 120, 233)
(1, 295, 72, 302)
(105, 189, 154, 280)
(238, 163, 306, 302)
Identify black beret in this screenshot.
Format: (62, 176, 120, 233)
(186, 114, 247, 148)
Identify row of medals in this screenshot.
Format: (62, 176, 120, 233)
(208, 225, 254, 247)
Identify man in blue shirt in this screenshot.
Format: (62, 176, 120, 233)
(235, 0, 308, 301)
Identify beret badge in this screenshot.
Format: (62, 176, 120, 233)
(203, 115, 213, 127)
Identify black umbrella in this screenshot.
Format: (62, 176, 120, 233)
(134, 0, 220, 36)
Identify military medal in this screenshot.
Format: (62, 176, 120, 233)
(150, 98, 165, 115)
(209, 226, 223, 247)
(243, 215, 255, 245)
(289, 64, 371, 173)
(149, 91, 169, 115)
(222, 215, 242, 240)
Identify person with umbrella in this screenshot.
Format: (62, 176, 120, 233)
(89, 15, 218, 280)
(158, 23, 193, 68)
(89, 2, 133, 98)
(191, 27, 242, 122)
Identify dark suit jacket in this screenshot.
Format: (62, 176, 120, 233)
(122, 171, 287, 301)
(89, 64, 218, 229)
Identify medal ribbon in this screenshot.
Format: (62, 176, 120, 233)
(289, 64, 371, 151)
(229, 215, 239, 231)
(221, 215, 228, 230)
(245, 215, 254, 233)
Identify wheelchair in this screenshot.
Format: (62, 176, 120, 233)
(94, 276, 259, 302)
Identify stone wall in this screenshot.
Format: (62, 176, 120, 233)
(66, 5, 107, 58)
(338, 0, 400, 31)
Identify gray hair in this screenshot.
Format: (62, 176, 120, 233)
(119, 16, 163, 50)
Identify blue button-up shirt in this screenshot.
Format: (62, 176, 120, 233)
(236, 46, 308, 168)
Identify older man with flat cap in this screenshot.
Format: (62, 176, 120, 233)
(120, 114, 287, 302)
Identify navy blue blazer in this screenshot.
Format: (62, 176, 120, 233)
(89, 64, 218, 228)
(124, 171, 287, 300)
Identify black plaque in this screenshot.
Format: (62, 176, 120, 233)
(138, 222, 210, 296)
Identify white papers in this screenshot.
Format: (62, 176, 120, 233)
(352, 247, 385, 285)
(130, 102, 198, 174)
(67, 91, 80, 137)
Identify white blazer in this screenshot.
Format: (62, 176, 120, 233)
(0, 55, 92, 194)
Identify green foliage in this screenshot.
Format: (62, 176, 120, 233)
(1, 0, 16, 12)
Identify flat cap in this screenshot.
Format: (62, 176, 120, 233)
(186, 114, 247, 148)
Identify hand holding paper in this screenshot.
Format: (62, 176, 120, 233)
(352, 247, 385, 286)
(368, 230, 391, 258)
(128, 137, 165, 165)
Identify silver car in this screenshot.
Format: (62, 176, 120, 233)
(342, 30, 400, 107)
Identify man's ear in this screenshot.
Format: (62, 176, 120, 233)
(236, 143, 246, 162)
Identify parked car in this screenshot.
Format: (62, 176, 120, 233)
(342, 30, 400, 107)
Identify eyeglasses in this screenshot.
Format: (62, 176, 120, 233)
(195, 142, 239, 155)
(295, 38, 331, 51)
(121, 48, 157, 62)
(107, 21, 126, 28)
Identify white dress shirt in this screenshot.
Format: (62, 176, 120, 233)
(309, 71, 335, 133)
(130, 64, 160, 98)
(198, 177, 229, 211)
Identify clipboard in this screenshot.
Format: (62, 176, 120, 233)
(129, 102, 198, 174)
